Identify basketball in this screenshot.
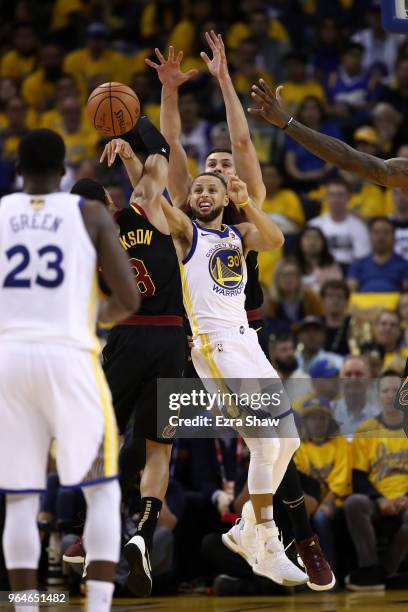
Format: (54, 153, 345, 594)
(87, 82, 140, 137)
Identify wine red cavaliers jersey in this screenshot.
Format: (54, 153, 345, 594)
(115, 204, 183, 321)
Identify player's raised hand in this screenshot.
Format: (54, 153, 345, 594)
(249, 80, 291, 129)
(200, 31, 229, 81)
(100, 138, 135, 167)
(227, 175, 249, 208)
(145, 46, 198, 89)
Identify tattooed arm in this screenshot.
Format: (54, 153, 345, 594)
(249, 79, 408, 190)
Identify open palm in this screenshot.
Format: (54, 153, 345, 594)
(145, 46, 198, 89)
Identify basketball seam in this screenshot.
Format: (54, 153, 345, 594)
(88, 89, 139, 104)
(109, 96, 134, 130)
(109, 82, 116, 137)
(93, 96, 111, 133)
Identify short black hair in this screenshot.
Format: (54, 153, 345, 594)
(320, 279, 350, 300)
(71, 178, 107, 205)
(325, 175, 351, 191)
(270, 332, 295, 345)
(341, 41, 364, 56)
(18, 129, 65, 176)
(192, 172, 227, 189)
(368, 215, 395, 232)
(206, 148, 233, 158)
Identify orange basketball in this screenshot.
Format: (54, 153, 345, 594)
(87, 82, 140, 137)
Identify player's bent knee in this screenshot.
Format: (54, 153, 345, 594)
(82, 479, 121, 563)
(260, 438, 280, 463)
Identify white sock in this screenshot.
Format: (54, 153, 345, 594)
(86, 580, 114, 612)
(15, 589, 39, 612)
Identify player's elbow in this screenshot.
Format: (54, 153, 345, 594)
(231, 134, 251, 150)
(271, 229, 285, 250)
(123, 287, 141, 314)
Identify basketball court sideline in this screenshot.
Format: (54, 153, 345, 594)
(25, 591, 406, 611)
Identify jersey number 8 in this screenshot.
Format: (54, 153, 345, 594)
(129, 257, 155, 296)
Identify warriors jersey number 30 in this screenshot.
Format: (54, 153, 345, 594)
(181, 222, 248, 336)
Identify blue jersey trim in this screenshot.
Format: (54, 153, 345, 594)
(276, 408, 294, 420)
(60, 475, 119, 490)
(0, 487, 45, 494)
(195, 222, 230, 238)
(183, 222, 198, 264)
(78, 196, 85, 209)
(230, 224, 243, 240)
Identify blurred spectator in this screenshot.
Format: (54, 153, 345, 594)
(167, 0, 214, 59)
(231, 37, 272, 101)
(332, 355, 379, 435)
(309, 177, 371, 267)
(280, 54, 325, 117)
(309, 17, 342, 81)
(380, 56, 408, 118)
(210, 122, 231, 151)
(360, 342, 385, 379)
(0, 97, 29, 161)
(246, 8, 292, 82)
(372, 103, 406, 158)
(309, 127, 385, 220)
(398, 295, 408, 348)
(352, 3, 404, 82)
(326, 42, 378, 127)
(345, 371, 408, 591)
(348, 217, 408, 293)
(265, 258, 323, 335)
(294, 227, 343, 293)
(56, 96, 98, 166)
(0, 24, 38, 82)
(247, 112, 280, 164)
(179, 91, 211, 169)
(268, 332, 310, 379)
(291, 357, 341, 413)
(388, 188, 408, 260)
(261, 163, 304, 234)
(40, 75, 82, 132)
(295, 316, 343, 375)
(284, 96, 338, 190)
(63, 23, 126, 96)
(130, 71, 161, 128)
(295, 397, 350, 568)
(22, 42, 65, 111)
(0, 77, 18, 126)
(320, 280, 351, 356)
(226, 0, 290, 51)
(372, 310, 407, 369)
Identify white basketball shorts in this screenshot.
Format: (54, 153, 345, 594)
(0, 341, 118, 493)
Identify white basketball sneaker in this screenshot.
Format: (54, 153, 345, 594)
(253, 523, 308, 586)
(222, 501, 257, 566)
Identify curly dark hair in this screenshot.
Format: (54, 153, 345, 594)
(293, 226, 336, 274)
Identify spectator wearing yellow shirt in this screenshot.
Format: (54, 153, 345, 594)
(21, 43, 65, 112)
(372, 310, 408, 371)
(63, 23, 127, 96)
(284, 96, 335, 191)
(40, 75, 83, 132)
(129, 72, 161, 129)
(226, 0, 290, 53)
(0, 97, 29, 161)
(1, 24, 38, 82)
(167, 0, 213, 59)
(344, 371, 408, 591)
(231, 38, 272, 102)
(56, 96, 98, 166)
(295, 396, 350, 566)
(262, 162, 304, 231)
(280, 53, 325, 116)
(0, 78, 19, 128)
(372, 103, 406, 158)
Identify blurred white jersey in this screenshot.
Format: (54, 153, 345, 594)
(0, 192, 99, 352)
(181, 221, 248, 335)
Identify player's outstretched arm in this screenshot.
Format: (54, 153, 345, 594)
(100, 138, 144, 187)
(201, 31, 266, 207)
(228, 176, 284, 252)
(81, 200, 141, 322)
(249, 79, 408, 190)
(146, 47, 198, 207)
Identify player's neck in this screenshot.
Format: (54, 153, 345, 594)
(23, 176, 60, 195)
(197, 216, 223, 231)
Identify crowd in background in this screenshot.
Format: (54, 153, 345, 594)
(0, 0, 408, 598)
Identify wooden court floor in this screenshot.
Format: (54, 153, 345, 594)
(52, 590, 408, 611)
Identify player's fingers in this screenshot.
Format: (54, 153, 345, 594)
(176, 50, 183, 64)
(259, 78, 274, 97)
(155, 48, 166, 64)
(251, 90, 268, 106)
(185, 68, 199, 81)
(200, 51, 211, 66)
(205, 31, 216, 51)
(210, 30, 219, 47)
(276, 84, 284, 104)
(168, 45, 174, 61)
(247, 107, 263, 117)
(99, 146, 108, 163)
(145, 58, 160, 70)
(218, 33, 225, 51)
(251, 87, 268, 104)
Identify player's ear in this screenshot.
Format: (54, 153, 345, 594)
(59, 163, 66, 177)
(223, 191, 229, 207)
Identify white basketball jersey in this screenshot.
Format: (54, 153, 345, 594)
(181, 221, 248, 335)
(0, 192, 99, 352)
